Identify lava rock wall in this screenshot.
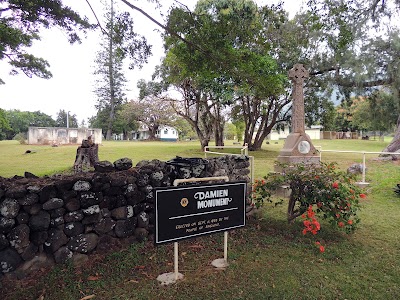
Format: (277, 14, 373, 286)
(0, 155, 250, 277)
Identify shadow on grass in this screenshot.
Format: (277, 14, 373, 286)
(2, 215, 369, 300)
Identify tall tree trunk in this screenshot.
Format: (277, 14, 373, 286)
(106, 0, 115, 141)
(381, 114, 400, 159)
(148, 124, 159, 140)
(214, 106, 225, 146)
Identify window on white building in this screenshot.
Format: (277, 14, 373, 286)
(164, 129, 168, 134)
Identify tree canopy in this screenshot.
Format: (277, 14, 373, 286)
(1, 0, 400, 153)
(0, 0, 94, 84)
(3, 109, 55, 140)
(92, 0, 151, 140)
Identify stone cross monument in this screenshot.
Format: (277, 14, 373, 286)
(276, 64, 319, 167)
(289, 64, 308, 133)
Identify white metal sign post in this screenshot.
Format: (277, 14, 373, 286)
(155, 177, 246, 285)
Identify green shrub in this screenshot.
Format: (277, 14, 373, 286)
(13, 132, 27, 144)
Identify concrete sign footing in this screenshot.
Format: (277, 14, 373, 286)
(356, 182, 370, 188)
(157, 272, 184, 285)
(211, 258, 229, 269)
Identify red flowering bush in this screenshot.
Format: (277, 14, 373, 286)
(252, 162, 364, 251)
(301, 205, 320, 235)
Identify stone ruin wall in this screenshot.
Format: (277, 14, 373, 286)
(0, 155, 250, 279)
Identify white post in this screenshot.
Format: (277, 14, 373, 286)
(224, 231, 228, 262)
(174, 242, 179, 280)
(362, 152, 366, 183)
(66, 111, 70, 128)
(250, 156, 255, 184)
(319, 146, 322, 162)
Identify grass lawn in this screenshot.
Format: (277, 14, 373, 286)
(1, 138, 400, 300)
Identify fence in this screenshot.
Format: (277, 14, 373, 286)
(204, 143, 399, 187)
(316, 147, 400, 184)
(322, 131, 359, 140)
(204, 144, 255, 184)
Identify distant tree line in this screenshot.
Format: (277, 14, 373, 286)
(0, 109, 79, 141)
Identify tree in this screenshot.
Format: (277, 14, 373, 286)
(348, 97, 372, 133)
(88, 109, 109, 136)
(114, 102, 139, 139)
(349, 92, 399, 137)
(155, 0, 293, 150)
(368, 91, 399, 134)
(0, 108, 11, 140)
(224, 122, 237, 140)
(171, 116, 196, 141)
(303, 0, 400, 154)
(55, 109, 78, 128)
(126, 96, 176, 140)
(125, 0, 400, 151)
(4, 109, 55, 139)
(93, 0, 151, 140)
(89, 104, 137, 139)
(0, 0, 93, 84)
(318, 99, 336, 131)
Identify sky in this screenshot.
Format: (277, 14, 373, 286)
(0, 0, 302, 123)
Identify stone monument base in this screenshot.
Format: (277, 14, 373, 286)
(275, 132, 320, 172)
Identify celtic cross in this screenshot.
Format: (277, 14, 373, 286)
(288, 64, 309, 133)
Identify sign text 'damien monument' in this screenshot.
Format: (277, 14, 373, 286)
(154, 182, 246, 245)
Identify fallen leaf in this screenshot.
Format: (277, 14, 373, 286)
(80, 295, 95, 300)
(87, 275, 100, 281)
(127, 279, 139, 283)
(37, 288, 46, 300)
(141, 272, 152, 279)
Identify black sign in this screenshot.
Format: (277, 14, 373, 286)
(155, 181, 246, 245)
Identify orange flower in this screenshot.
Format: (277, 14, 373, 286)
(319, 245, 325, 253)
(332, 182, 339, 189)
(338, 221, 344, 228)
(302, 229, 308, 235)
(307, 205, 315, 218)
(360, 193, 366, 199)
(347, 220, 353, 225)
(313, 220, 321, 230)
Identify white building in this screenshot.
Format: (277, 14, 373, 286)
(156, 125, 179, 141)
(131, 125, 179, 141)
(267, 125, 322, 140)
(28, 127, 102, 145)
